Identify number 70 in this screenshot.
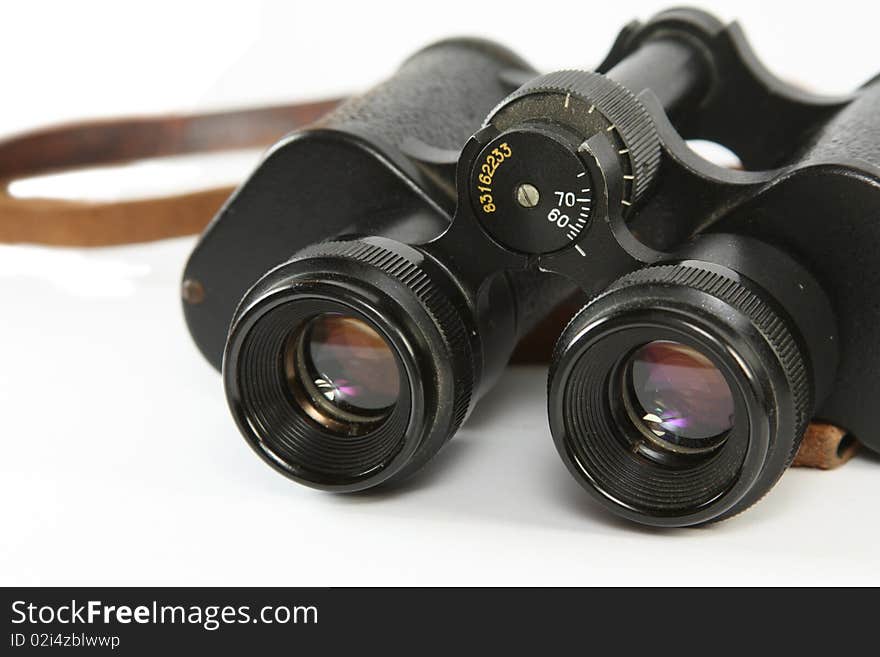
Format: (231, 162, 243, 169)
(554, 191, 576, 207)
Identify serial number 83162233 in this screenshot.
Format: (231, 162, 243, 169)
(475, 142, 512, 213)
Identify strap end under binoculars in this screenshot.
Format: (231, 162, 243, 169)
(794, 423, 859, 470)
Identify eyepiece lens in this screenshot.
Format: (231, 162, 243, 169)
(285, 313, 400, 432)
(306, 314, 400, 411)
(625, 340, 734, 453)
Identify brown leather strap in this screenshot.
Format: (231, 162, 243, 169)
(0, 99, 342, 246)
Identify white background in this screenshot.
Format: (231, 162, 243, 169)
(2, 0, 879, 586)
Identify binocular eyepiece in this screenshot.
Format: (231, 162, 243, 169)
(549, 235, 838, 525)
(184, 7, 880, 526)
(224, 238, 480, 490)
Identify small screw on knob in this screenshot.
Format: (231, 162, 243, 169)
(515, 183, 540, 208)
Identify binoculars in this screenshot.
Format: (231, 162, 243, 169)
(182, 8, 880, 527)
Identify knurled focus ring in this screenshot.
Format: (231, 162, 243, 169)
(486, 70, 661, 202)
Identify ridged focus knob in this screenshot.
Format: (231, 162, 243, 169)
(487, 70, 661, 204)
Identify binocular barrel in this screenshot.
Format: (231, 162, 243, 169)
(533, 12, 878, 526)
(217, 39, 579, 491)
(548, 235, 839, 526)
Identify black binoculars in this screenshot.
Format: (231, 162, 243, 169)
(182, 8, 880, 527)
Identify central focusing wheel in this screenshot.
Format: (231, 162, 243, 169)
(471, 69, 661, 257)
(470, 127, 594, 254)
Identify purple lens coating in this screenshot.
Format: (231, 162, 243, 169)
(304, 314, 400, 414)
(628, 340, 735, 445)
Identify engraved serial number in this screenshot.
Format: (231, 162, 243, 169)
(475, 142, 512, 213)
